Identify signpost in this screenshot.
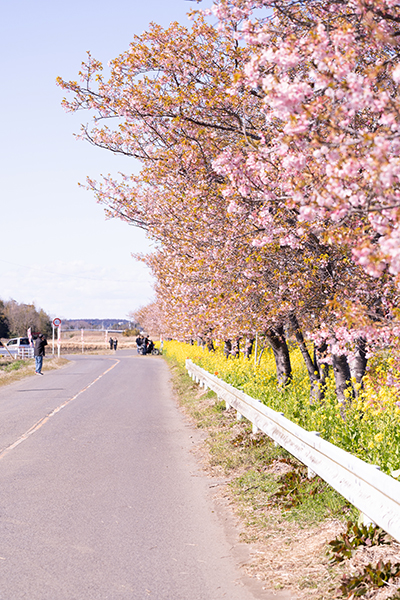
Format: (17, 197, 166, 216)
(52, 318, 62, 357)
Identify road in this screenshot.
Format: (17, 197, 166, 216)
(0, 350, 289, 600)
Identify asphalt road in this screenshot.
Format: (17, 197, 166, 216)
(0, 350, 289, 600)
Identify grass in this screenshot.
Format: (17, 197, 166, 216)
(0, 358, 27, 372)
(232, 466, 357, 526)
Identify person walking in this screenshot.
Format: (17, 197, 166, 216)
(34, 333, 47, 375)
(113, 338, 118, 351)
(109, 337, 113, 350)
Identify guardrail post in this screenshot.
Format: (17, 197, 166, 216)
(273, 413, 285, 446)
(308, 433, 320, 477)
(361, 513, 376, 527)
(236, 411, 243, 421)
(252, 422, 259, 434)
(360, 465, 381, 527)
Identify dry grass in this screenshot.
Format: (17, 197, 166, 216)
(0, 356, 69, 387)
(232, 511, 347, 597)
(346, 544, 400, 600)
(58, 331, 138, 354)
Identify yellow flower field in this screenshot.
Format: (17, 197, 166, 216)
(163, 340, 400, 477)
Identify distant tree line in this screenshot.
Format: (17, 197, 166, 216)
(0, 299, 52, 338)
(62, 319, 133, 330)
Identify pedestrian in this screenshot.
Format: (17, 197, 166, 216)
(34, 333, 47, 375)
(109, 337, 113, 350)
(136, 335, 143, 354)
(113, 338, 118, 351)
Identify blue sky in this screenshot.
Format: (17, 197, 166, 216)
(0, 0, 210, 320)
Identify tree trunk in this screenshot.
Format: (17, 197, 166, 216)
(289, 314, 326, 402)
(224, 339, 231, 359)
(289, 315, 315, 377)
(332, 353, 354, 416)
(244, 337, 254, 359)
(265, 326, 292, 386)
(348, 337, 367, 390)
(231, 337, 241, 358)
(206, 339, 215, 352)
(314, 342, 330, 391)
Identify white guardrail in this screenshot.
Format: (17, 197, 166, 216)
(17, 348, 34, 359)
(186, 359, 400, 543)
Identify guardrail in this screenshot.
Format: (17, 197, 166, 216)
(186, 359, 400, 543)
(16, 348, 34, 359)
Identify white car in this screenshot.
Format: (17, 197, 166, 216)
(0, 337, 33, 357)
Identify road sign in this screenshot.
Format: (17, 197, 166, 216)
(53, 318, 62, 327)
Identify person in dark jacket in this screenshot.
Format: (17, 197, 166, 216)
(136, 335, 143, 354)
(34, 333, 47, 375)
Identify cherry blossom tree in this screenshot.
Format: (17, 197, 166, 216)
(57, 15, 299, 383)
(57, 6, 400, 401)
(205, 0, 400, 397)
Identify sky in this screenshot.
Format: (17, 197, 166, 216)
(0, 0, 210, 320)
